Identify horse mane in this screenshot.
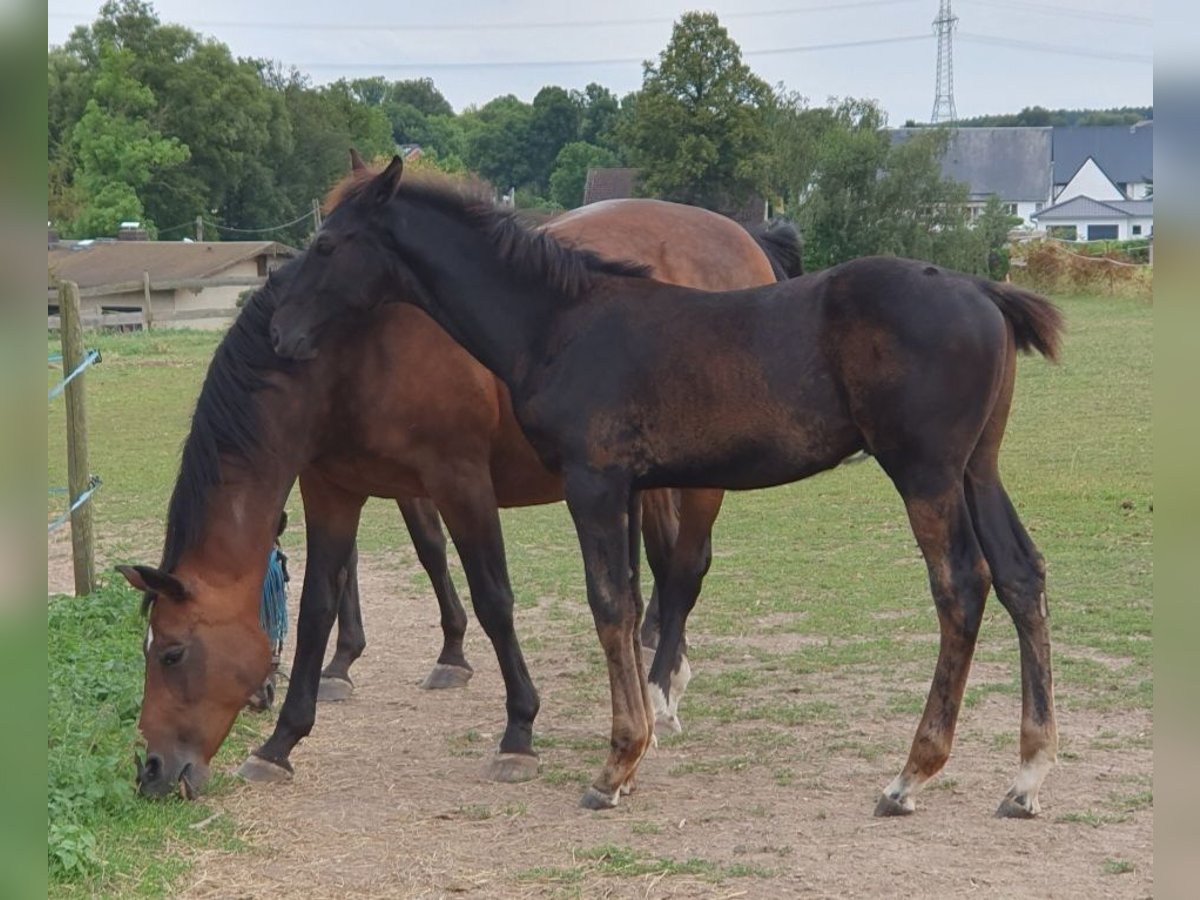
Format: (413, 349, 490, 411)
(155, 270, 297, 598)
(325, 166, 652, 298)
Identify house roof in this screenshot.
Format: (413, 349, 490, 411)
(582, 167, 638, 205)
(1051, 123, 1153, 186)
(47, 240, 298, 290)
(1032, 195, 1153, 221)
(888, 127, 1053, 201)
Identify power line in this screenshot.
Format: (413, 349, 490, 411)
(295, 35, 933, 71)
(960, 0, 1151, 27)
(958, 32, 1152, 64)
(49, 1, 920, 34)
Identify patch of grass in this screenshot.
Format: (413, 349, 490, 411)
(518, 844, 771, 885)
(48, 583, 263, 897)
(1103, 858, 1135, 875)
(631, 821, 662, 835)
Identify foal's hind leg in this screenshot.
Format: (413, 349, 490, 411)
(645, 488, 723, 736)
(965, 467, 1057, 818)
(876, 477, 991, 816)
(397, 498, 474, 690)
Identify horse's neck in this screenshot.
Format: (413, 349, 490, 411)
(179, 468, 293, 591)
(396, 210, 565, 387)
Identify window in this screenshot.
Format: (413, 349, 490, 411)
(1132, 225, 1142, 236)
(1087, 224, 1119, 241)
(1004, 203, 1018, 217)
(1047, 225, 1078, 241)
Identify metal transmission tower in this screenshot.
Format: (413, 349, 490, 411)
(930, 0, 959, 124)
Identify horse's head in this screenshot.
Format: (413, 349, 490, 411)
(118, 564, 272, 798)
(270, 154, 416, 360)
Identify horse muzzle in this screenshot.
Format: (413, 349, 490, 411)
(135, 751, 209, 800)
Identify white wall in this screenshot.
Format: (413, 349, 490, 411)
(1055, 157, 1124, 202)
(1126, 182, 1152, 200)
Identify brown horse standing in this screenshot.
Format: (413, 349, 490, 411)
(121, 190, 790, 796)
(270, 158, 1063, 818)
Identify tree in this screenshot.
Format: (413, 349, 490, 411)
(67, 41, 189, 237)
(576, 83, 622, 151)
(389, 78, 453, 117)
(795, 99, 1005, 275)
(619, 12, 772, 211)
(548, 142, 621, 209)
(527, 86, 582, 191)
(460, 95, 534, 191)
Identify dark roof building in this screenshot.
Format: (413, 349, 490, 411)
(888, 127, 1053, 203)
(1051, 122, 1153, 191)
(582, 167, 639, 206)
(48, 240, 296, 291)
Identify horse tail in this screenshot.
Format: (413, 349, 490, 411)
(981, 282, 1064, 362)
(746, 219, 804, 282)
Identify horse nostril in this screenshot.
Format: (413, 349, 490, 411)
(142, 753, 163, 785)
(269, 323, 284, 351)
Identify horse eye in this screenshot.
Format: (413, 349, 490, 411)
(160, 646, 186, 667)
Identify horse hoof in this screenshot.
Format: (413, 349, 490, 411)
(874, 793, 915, 817)
(237, 755, 293, 784)
(317, 676, 354, 702)
(481, 752, 539, 783)
(420, 663, 473, 690)
(995, 795, 1038, 819)
(580, 786, 619, 810)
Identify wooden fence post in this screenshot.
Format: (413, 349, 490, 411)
(59, 281, 95, 596)
(142, 270, 153, 329)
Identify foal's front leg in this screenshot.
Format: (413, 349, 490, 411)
(565, 469, 655, 809)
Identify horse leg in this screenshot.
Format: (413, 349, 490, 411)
(317, 542, 364, 702)
(965, 398, 1057, 817)
(430, 474, 540, 784)
(639, 489, 680, 654)
(240, 474, 364, 782)
(566, 469, 654, 810)
(875, 473, 991, 816)
(645, 488, 723, 736)
(397, 497, 474, 690)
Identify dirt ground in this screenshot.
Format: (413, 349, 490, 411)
(53, 542, 1152, 898)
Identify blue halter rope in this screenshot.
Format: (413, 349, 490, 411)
(259, 546, 289, 651)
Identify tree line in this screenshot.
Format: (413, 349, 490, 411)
(52, 1, 1129, 275)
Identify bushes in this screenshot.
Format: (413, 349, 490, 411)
(48, 584, 146, 880)
(48, 582, 263, 893)
(1011, 240, 1152, 300)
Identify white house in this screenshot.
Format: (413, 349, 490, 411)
(1033, 143, 1153, 241)
(1031, 196, 1152, 242)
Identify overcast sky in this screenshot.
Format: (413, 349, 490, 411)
(47, 0, 1152, 124)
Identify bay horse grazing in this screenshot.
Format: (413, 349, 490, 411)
(270, 157, 1064, 818)
(119, 186, 792, 797)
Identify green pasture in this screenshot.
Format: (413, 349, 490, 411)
(47, 292, 1151, 896)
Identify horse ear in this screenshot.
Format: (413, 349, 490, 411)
(372, 155, 405, 205)
(116, 565, 188, 603)
(349, 148, 366, 172)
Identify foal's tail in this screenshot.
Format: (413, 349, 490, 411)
(746, 219, 804, 281)
(982, 282, 1064, 362)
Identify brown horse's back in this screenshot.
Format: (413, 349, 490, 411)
(549, 200, 778, 290)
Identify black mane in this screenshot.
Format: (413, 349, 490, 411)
(155, 267, 298, 594)
(336, 172, 652, 297)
